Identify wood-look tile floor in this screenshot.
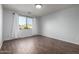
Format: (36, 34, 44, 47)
(0, 35, 79, 54)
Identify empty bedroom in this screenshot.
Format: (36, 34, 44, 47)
(0, 4, 79, 54)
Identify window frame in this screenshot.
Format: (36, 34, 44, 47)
(18, 15, 33, 30)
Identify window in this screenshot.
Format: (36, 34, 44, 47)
(27, 17, 32, 29)
(19, 16, 32, 30)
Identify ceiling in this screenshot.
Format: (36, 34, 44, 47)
(3, 4, 76, 17)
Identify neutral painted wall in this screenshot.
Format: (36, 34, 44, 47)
(3, 9, 38, 40)
(3, 9, 13, 40)
(0, 5, 3, 48)
(39, 6, 79, 45)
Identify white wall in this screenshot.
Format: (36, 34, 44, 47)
(32, 17, 39, 35)
(3, 9, 38, 40)
(0, 5, 3, 48)
(3, 9, 13, 40)
(39, 6, 79, 45)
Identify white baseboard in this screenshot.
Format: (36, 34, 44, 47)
(41, 34, 79, 45)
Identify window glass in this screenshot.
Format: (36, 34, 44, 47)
(19, 16, 32, 30)
(27, 17, 32, 29)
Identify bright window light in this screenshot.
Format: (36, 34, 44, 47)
(19, 16, 32, 30)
